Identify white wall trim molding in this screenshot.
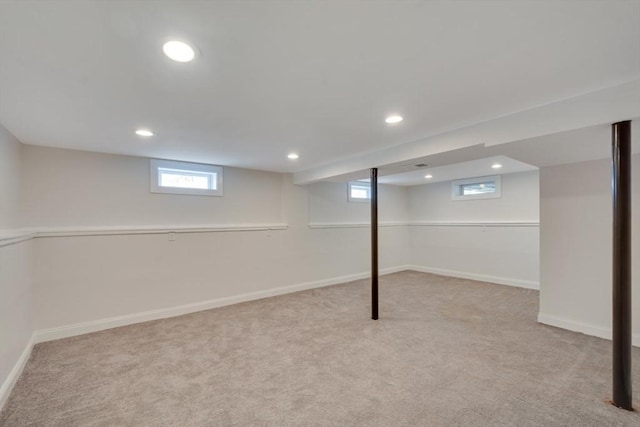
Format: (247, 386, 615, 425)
(0, 222, 540, 242)
(407, 265, 539, 290)
(308, 221, 407, 229)
(0, 230, 35, 247)
(33, 223, 288, 238)
(1, 224, 288, 241)
(538, 312, 640, 348)
(407, 220, 539, 227)
(0, 334, 35, 410)
(34, 266, 411, 344)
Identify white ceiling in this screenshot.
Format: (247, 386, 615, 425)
(1, 1, 639, 177)
(377, 156, 537, 186)
(323, 120, 640, 185)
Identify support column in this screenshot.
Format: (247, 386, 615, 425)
(611, 120, 632, 410)
(371, 167, 379, 320)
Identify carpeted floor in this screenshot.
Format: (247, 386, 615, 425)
(1, 271, 639, 426)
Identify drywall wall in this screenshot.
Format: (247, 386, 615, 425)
(21, 145, 408, 333)
(0, 241, 32, 407)
(308, 181, 408, 225)
(0, 125, 33, 408)
(21, 145, 283, 227)
(407, 171, 540, 288)
(0, 125, 23, 230)
(409, 171, 539, 221)
(539, 155, 639, 344)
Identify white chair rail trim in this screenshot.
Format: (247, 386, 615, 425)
(0, 224, 288, 246)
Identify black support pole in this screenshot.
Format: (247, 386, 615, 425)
(612, 120, 632, 410)
(371, 168, 379, 320)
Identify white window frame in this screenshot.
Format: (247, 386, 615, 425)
(451, 175, 501, 201)
(348, 181, 371, 203)
(150, 159, 223, 196)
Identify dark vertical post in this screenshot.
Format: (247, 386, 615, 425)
(371, 167, 379, 320)
(612, 120, 632, 410)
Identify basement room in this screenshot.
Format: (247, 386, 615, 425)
(1, 1, 639, 425)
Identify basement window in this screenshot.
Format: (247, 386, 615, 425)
(348, 182, 371, 202)
(451, 175, 501, 201)
(150, 159, 223, 196)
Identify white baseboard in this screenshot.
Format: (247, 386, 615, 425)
(0, 334, 35, 411)
(537, 313, 640, 347)
(407, 265, 539, 290)
(34, 266, 410, 344)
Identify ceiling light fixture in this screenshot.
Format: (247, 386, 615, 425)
(491, 163, 503, 169)
(385, 115, 403, 124)
(162, 40, 196, 62)
(287, 153, 299, 160)
(135, 129, 154, 137)
(425, 174, 433, 179)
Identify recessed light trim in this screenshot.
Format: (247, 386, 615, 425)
(424, 174, 433, 179)
(385, 115, 403, 124)
(135, 129, 154, 137)
(491, 163, 503, 169)
(287, 153, 299, 160)
(162, 40, 196, 62)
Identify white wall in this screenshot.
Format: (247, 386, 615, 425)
(407, 171, 540, 288)
(19, 145, 408, 335)
(0, 126, 23, 230)
(308, 181, 408, 225)
(22, 146, 284, 227)
(0, 125, 33, 408)
(408, 171, 539, 222)
(539, 155, 640, 345)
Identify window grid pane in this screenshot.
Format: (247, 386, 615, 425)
(351, 187, 369, 199)
(461, 182, 496, 195)
(159, 169, 215, 190)
(451, 175, 501, 201)
(151, 159, 223, 196)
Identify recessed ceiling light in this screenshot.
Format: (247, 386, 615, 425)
(491, 163, 503, 169)
(135, 129, 154, 137)
(287, 153, 299, 160)
(385, 115, 403, 124)
(424, 174, 433, 179)
(162, 40, 196, 62)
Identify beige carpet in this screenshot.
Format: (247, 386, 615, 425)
(1, 271, 639, 426)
